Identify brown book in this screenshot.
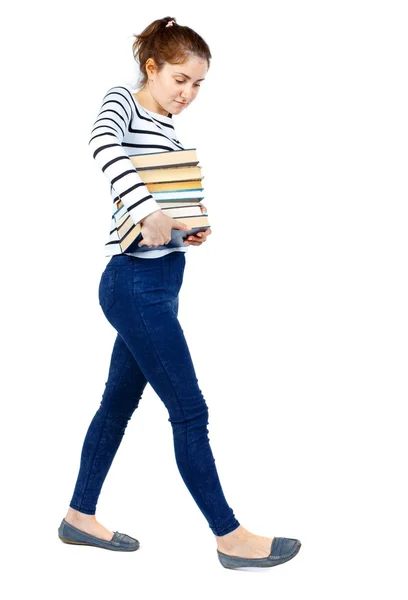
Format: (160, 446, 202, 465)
(129, 148, 199, 170)
(147, 179, 203, 192)
(137, 165, 203, 184)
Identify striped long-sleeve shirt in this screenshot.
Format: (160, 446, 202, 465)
(88, 84, 191, 259)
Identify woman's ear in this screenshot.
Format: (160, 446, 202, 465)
(145, 58, 157, 79)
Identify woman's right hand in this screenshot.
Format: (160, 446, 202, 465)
(137, 209, 191, 248)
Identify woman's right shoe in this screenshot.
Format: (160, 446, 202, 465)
(217, 536, 301, 569)
(58, 518, 140, 552)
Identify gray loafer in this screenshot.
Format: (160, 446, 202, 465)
(58, 518, 140, 552)
(217, 536, 301, 569)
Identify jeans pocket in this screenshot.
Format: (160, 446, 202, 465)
(99, 269, 116, 314)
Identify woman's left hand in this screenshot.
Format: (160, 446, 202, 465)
(184, 204, 212, 246)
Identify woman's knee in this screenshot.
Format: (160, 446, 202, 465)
(167, 401, 209, 428)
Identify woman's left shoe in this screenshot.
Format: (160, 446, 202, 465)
(217, 536, 301, 569)
(58, 518, 140, 552)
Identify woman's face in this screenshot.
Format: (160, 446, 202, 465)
(149, 55, 208, 115)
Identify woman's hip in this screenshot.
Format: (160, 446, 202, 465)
(98, 251, 185, 317)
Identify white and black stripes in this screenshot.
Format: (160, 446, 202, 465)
(88, 84, 189, 259)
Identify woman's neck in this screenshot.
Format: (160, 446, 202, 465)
(134, 89, 169, 117)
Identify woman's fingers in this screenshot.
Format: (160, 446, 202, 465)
(186, 228, 212, 245)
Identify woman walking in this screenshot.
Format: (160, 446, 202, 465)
(57, 16, 301, 570)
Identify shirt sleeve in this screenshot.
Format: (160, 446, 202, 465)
(88, 86, 160, 225)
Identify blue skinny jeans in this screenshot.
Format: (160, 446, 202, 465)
(69, 251, 240, 537)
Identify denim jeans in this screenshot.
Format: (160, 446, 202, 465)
(69, 252, 240, 537)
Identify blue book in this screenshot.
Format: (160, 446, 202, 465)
(125, 225, 210, 254)
(151, 189, 205, 201)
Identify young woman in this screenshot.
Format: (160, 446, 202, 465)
(57, 16, 301, 570)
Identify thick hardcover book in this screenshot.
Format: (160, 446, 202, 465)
(160, 205, 206, 218)
(151, 189, 204, 201)
(114, 200, 204, 219)
(136, 165, 202, 184)
(147, 180, 203, 192)
(129, 148, 199, 170)
(147, 200, 203, 208)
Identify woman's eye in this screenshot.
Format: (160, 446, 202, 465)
(175, 79, 201, 87)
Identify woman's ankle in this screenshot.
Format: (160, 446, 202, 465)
(66, 507, 96, 522)
(215, 525, 251, 544)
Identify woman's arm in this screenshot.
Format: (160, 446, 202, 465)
(88, 86, 161, 226)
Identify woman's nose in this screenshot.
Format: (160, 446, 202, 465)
(181, 87, 193, 100)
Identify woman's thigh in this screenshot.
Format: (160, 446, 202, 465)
(98, 252, 202, 422)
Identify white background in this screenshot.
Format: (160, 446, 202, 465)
(1, 0, 407, 598)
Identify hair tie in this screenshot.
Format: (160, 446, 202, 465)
(165, 19, 176, 27)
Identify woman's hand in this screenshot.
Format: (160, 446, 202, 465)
(184, 229, 212, 245)
(138, 209, 190, 247)
(184, 203, 212, 246)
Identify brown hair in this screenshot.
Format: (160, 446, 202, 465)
(132, 16, 212, 88)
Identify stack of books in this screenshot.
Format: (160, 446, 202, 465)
(114, 148, 210, 253)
